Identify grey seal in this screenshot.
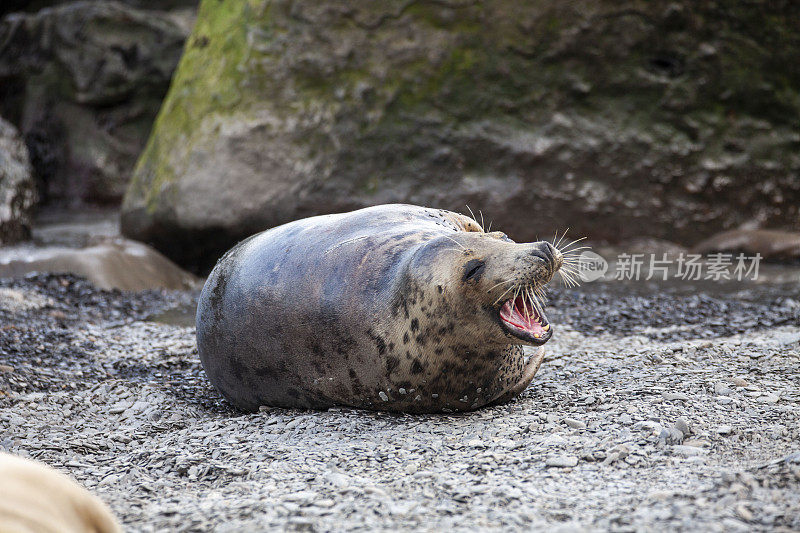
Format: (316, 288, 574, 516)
(196, 204, 563, 413)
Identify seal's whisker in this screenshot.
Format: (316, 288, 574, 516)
(559, 269, 580, 288)
(559, 264, 580, 276)
(487, 279, 516, 292)
(525, 288, 534, 318)
(560, 263, 580, 274)
(559, 265, 578, 274)
(527, 287, 540, 317)
(487, 220, 493, 233)
(561, 247, 592, 258)
(557, 268, 575, 286)
(530, 288, 544, 317)
(440, 234, 468, 251)
(522, 287, 532, 318)
(561, 257, 586, 268)
(502, 286, 518, 311)
(553, 228, 570, 250)
(561, 246, 592, 255)
(534, 285, 549, 303)
(493, 284, 517, 306)
(559, 236, 588, 252)
(536, 287, 548, 306)
(464, 205, 485, 232)
(479, 210, 485, 233)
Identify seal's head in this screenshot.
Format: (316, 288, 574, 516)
(403, 219, 563, 350)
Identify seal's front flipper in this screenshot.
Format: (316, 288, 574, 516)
(487, 347, 546, 407)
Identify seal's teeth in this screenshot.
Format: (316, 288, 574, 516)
(534, 333, 541, 338)
(543, 324, 550, 331)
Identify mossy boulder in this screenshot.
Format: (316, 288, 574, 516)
(122, 0, 800, 271)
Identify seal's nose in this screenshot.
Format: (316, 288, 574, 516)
(529, 242, 563, 276)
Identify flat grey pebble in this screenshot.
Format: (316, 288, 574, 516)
(546, 455, 579, 468)
(563, 418, 587, 430)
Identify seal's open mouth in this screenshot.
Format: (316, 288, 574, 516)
(499, 294, 552, 345)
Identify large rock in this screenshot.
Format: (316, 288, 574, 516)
(693, 229, 800, 263)
(0, 116, 37, 244)
(0, 237, 200, 291)
(1, 1, 196, 18)
(122, 0, 800, 272)
(0, 2, 191, 205)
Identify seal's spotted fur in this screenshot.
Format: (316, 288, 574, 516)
(197, 204, 561, 413)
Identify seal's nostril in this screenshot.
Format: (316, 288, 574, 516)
(529, 242, 562, 276)
(530, 242, 555, 263)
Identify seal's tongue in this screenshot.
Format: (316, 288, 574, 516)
(500, 295, 549, 338)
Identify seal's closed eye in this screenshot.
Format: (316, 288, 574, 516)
(463, 258, 486, 282)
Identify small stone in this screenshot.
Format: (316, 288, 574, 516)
(314, 499, 336, 508)
(682, 439, 709, 448)
(324, 472, 351, 488)
(602, 451, 620, 465)
(647, 490, 673, 501)
(564, 418, 586, 430)
(619, 414, 633, 425)
(757, 393, 779, 404)
(545, 455, 578, 468)
(0, 365, 14, 373)
(674, 417, 691, 436)
(714, 382, 732, 395)
(735, 503, 753, 522)
(378, 391, 389, 401)
(662, 392, 689, 401)
(715, 425, 733, 435)
(730, 377, 750, 387)
(660, 427, 684, 445)
(671, 445, 706, 456)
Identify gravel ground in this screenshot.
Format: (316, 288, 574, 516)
(1, 273, 799, 532)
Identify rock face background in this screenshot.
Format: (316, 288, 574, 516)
(1, 1, 196, 17)
(0, 117, 37, 244)
(0, 1, 191, 205)
(121, 0, 800, 271)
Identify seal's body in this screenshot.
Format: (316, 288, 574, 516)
(0, 452, 121, 533)
(197, 204, 561, 413)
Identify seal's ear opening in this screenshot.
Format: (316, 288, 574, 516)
(462, 258, 486, 282)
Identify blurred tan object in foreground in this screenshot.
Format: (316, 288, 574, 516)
(0, 452, 121, 533)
